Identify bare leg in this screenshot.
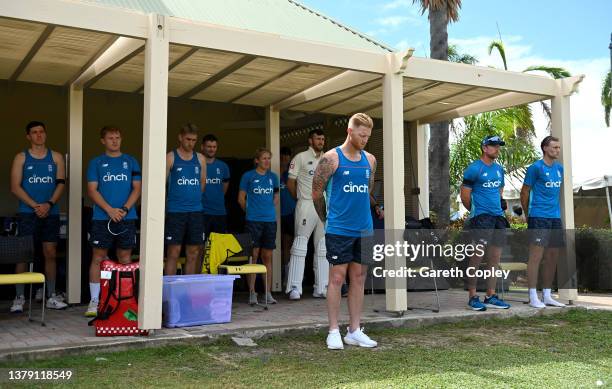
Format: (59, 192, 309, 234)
(527, 244, 545, 289)
(327, 263, 348, 330)
(164, 245, 181, 275)
(247, 247, 261, 293)
(90, 248, 109, 283)
(347, 263, 368, 332)
(467, 251, 485, 298)
(116, 248, 133, 265)
(542, 248, 559, 289)
(184, 245, 201, 275)
(260, 248, 273, 293)
(42, 242, 57, 292)
(486, 245, 502, 296)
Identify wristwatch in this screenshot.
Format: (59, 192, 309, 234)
(46, 200, 55, 207)
(121, 206, 129, 213)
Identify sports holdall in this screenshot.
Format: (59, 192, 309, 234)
(88, 260, 148, 337)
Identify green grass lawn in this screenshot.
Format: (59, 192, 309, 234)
(2, 309, 610, 388)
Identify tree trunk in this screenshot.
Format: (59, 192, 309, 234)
(428, 8, 450, 227)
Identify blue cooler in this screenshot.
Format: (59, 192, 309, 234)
(162, 274, 239, 328)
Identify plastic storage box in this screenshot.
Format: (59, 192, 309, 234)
(162, 274, 239, 328)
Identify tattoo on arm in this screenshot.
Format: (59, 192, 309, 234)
(312, 156, 334, 222)
(369, 158, 377, 193)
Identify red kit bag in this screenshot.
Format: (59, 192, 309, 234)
(88, 260, 148, 337)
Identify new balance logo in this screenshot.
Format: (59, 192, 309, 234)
(102, 163, 109, 167)
(343, 171, 350, 175)
(26, 166, 33, 170)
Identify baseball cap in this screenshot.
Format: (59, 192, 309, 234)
(481, 135, 505, 146)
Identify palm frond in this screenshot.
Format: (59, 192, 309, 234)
(412, 0, 462, 22)
(523, 65, 571, 79)
(448, 44, 477, 64)
(487, 40, 507, 70)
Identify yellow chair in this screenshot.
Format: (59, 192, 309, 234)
(0, 235, 46, 325)
(206, 233, 269, 310)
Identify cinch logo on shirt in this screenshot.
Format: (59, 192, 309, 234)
(103, 172, 128, 182)
(206, 177, 222, 185)
(177, 177, 199, 186)
(28, 174, 53, 184)
(482, 180, 502, 188)
(253, 186, 273, 194)
(343, 182, 369, 193)
(545, 181, 562, 188)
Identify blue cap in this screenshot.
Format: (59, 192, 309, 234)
(481, 135, 505, 146)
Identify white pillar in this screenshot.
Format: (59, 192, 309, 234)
(382, 72, 407, 312)
(265, 106, 282, 292)
(66, 85, 83, 304)
(551, 93, 578, 302)
(416, 123, 430, 219)
(138, 13, 169, 329)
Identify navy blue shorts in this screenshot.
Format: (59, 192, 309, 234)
(528, 217, 565, 247)
(202, 214, 227, 239)
(165, 212, 204, 246)
(90, 219, 137, 250)
(245, 221, 276, 249)
(18, 213, 59, 243)
(466, 214, 509, 247)
(326, 233, 374, 266)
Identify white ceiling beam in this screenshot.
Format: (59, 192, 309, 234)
(71, 37, 145, 89)
(0, 0, 148, 38)
(415, 91, 548, 123)
(403, 56, 559, 97)
(168, 18, 390, 74)
(274, 71, 381, 111)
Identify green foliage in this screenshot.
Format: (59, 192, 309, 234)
(523, 65, 572, 79)
(487, 40, 508, 70)
(602, 70, 611, 127)
(448, 44, 477, 64)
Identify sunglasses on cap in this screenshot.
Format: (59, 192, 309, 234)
(481, 135, 505, 146)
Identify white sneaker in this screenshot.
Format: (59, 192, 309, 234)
(265, 292, 277, 304)
(544, 297, 566, 307)
(289, 287, 301, 301)
(10, 295, 25, 313)
(344, 327, 377, 348)
(85, 300, 98, 317)
(313, 287, 327, 299)
(248, 292, 258, 305)
(326, 329, 344, 350)
(529, 298, 546, 309)
(46, 294, 68, 310)
(35, 288, 44, 302)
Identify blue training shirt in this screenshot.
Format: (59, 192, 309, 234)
(239, 169, 279, 222)
(325, 147, 373, 237)
(20, 149, 59, 215)
(280, 170, 296, 216)
(87, 153, 141, 221)
(523, 159, 563, 219)
(167, 150, 203, 213)
(463, 159, 505, 218)
(202, 159, 230, 215)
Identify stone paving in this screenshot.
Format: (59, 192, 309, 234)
(0, 289, 610, 362)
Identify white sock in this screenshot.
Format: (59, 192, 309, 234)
(529, 288, 540, 301)
(543, 288, 552, 299)
(89, 282, 100, 302)
(329, 328, 339, 334)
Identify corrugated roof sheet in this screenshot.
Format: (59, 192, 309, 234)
(79, 0, 392, 53)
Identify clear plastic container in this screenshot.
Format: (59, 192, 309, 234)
(162, 274, 239, 328)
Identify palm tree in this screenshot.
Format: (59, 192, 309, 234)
(488, 40, 571, 132)
(603, 70, 611, 127)
(448, 44, 477, 65)
(413, 0, 462, 228)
